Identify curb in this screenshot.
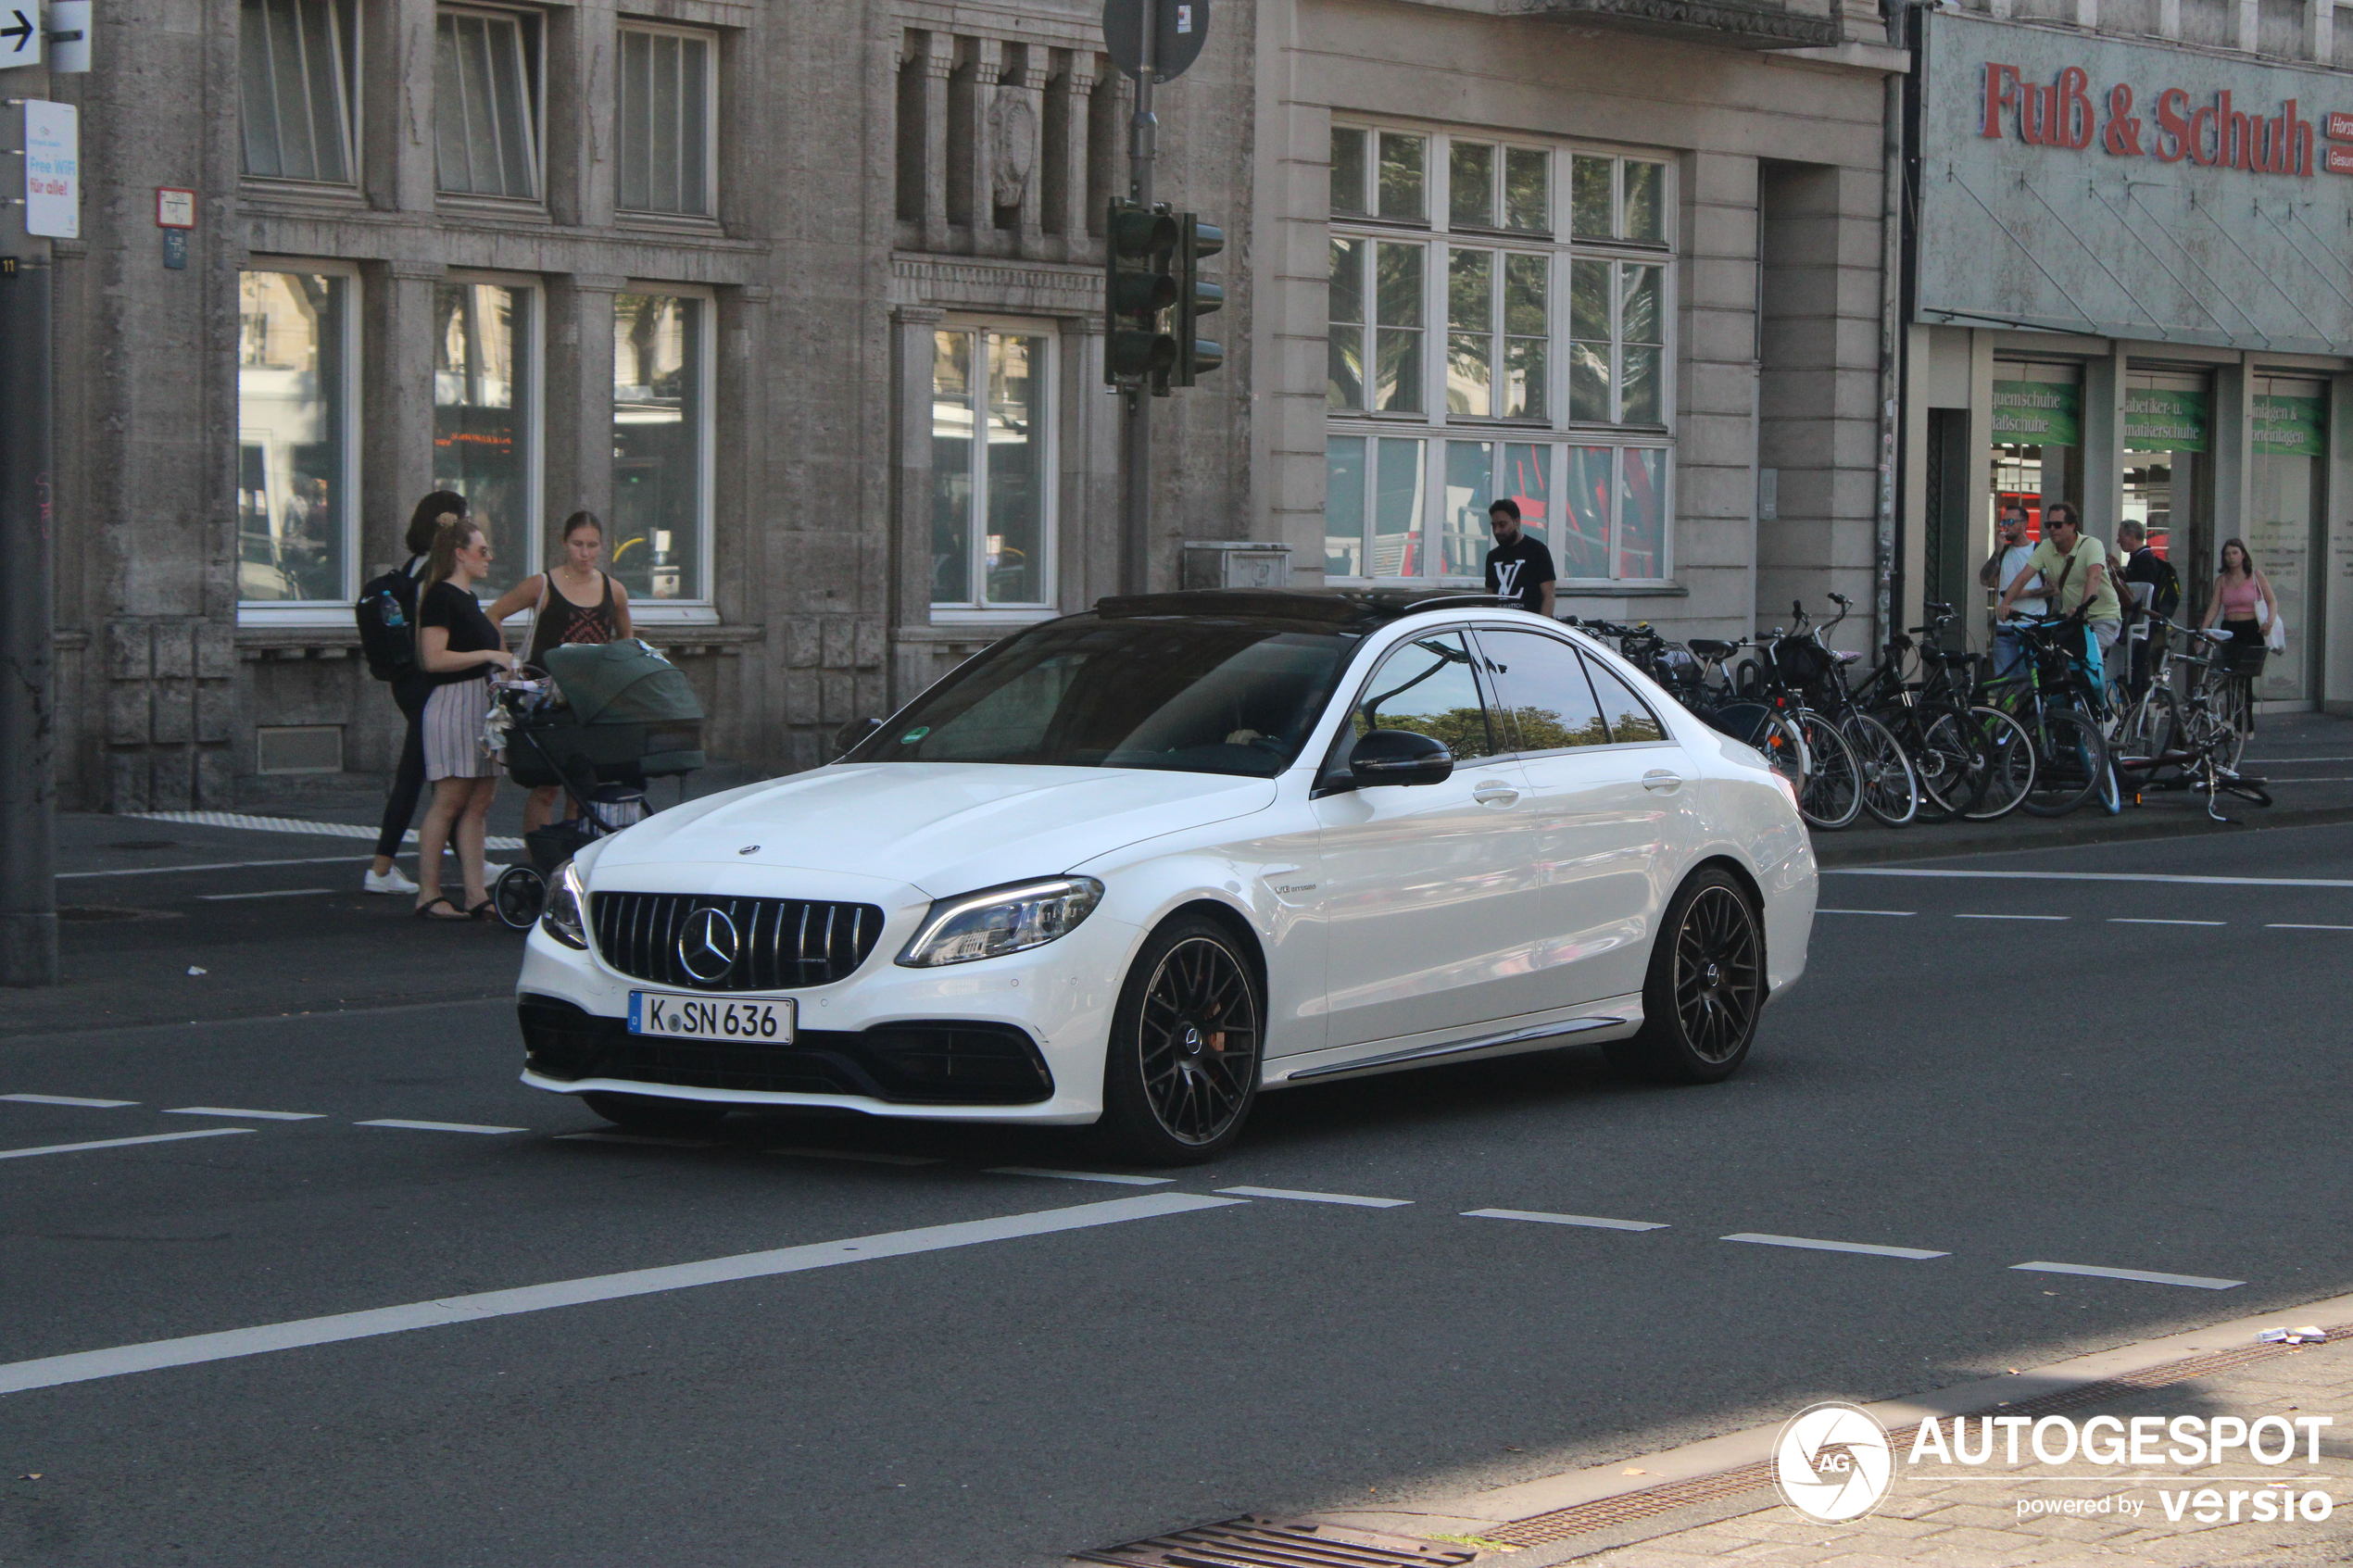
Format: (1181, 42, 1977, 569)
(1814, 802, 2353, 869)
(1304, 1286, 2353, 1562)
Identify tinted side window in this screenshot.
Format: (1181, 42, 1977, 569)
(1478, 629, 1610, 753)
(1352, 631, 1498, 760)
(1581, 653, 1668, 744)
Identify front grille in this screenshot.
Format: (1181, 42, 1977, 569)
(589, 892, 885, 990)
(519, 997, 1055, 1105)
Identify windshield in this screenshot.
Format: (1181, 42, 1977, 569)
(853, 617, 1354, 777)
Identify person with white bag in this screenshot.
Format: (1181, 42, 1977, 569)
(2200, 537, 2280, 740)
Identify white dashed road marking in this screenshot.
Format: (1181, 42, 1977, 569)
(355, 1120, 528, 1135)
(0, 1129, 256, 1162)
(0, 1193, 1247, 1397)
(1954, 913, 2069, 922)
(2268, 923, 2353, 931)
(1722, 1233, 1949, 1261)
(1831, 868, 2353, 888)
(164, 1107, 325, 1121)
(1463, 1208, 1667, 1232)
(1, 1094, 136, 1108)
(1818, 909, 1915, 917)
(195, 888, 335, 901)
(2012, 1261, 2244, 1290)
(986, 1166, 1174, 1186)
(1216, 1185, 1412, 1208)
(2108, 918, 2225, 927)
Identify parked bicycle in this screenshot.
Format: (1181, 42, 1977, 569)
(1773, 595, 1919, 828)
(1849, 601, 2035, 822)
(1980, 614, 2118, 818)
(2113, 623, 2272, 822)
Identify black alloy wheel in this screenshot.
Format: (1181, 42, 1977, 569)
(1607, 868, 1766, 1085)
(1097, 915, 1264, 1164)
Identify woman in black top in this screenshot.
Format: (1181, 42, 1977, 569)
(413, 514, 516, 920)
(485, 510, 635, 834)
(367, 490, 470, 896)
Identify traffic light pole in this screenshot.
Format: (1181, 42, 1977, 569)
(1119, 0, 1156, 596)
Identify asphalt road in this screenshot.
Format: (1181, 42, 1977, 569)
(4, 818, 2352, 1566)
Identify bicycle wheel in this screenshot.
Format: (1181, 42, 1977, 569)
(2114, 687, 2178, 775)
(2020, 708, 2108, 817)
(1843, 711, 1919, 827)
(1750, 711, 1807, 802)
(1884, 704, 1965, 822)
(2210, 677, 2251, 770)
(1793, 711, 1864, 831)
(1935, 705, 2035, 822)
(492, 863, 547, 930)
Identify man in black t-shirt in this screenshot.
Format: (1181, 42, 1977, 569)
(1482, 499, 1556, 617)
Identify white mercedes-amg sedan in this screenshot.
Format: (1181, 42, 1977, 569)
(514, 589, 1815, 1162)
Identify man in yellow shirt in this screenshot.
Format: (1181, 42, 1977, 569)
(1996, 502, 2123, 679)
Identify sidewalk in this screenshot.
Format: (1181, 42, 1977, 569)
(1818, 710, 2353, 869)
(1290, 1297, 2353, 1566)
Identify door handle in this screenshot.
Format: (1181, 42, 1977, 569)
(1472, 781, 1521, 807)
(1642, 770, 1684, 793)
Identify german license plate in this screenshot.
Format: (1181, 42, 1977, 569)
(627, 992, 795, 1042)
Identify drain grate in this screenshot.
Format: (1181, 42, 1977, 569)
(1488, 1322, 2353, 1548)
(1075, 1515, 1479, 1568)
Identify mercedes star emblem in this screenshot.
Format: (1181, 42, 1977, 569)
(676, 906, 740, 984)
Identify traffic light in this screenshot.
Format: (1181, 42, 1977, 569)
(1171, 214, 1225, 389)
(1104, 199, 1178, 387)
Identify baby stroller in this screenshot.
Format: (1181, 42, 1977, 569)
(487, 640, 706, 930)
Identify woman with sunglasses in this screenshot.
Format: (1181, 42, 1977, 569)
(413, 513, 517, 920)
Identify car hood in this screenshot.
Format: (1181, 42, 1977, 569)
(590, 763, 1279, 897)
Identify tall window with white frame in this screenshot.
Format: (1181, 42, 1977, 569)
(239, 0, 358, 183)
(930, 324, 1055, 610)
(616, 25, 716, 218)
(433, 280, 537, 597)
(611, 292, 710, 603)
(237, 269, 357, 606)
(434, 6, 540, 200)
(1326, 124, 1675, 589)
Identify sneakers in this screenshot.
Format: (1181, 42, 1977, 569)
(364, 864, 420, 895)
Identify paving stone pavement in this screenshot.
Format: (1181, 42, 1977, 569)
(1556, 1335, 2353, 1565)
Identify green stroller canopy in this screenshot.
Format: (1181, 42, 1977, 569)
(541, 642, 705, 726)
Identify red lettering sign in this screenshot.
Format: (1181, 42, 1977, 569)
(2326, 142, 2353, 174)
(2329, 110, 2353, 142)
(1982, 60, 2331, 182)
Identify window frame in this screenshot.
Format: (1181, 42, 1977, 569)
(235, 258, 364, 623)
(928, 315, 1062, 619)
(613, 19, 720, 220)
(1326, 119, 1677, 590)
(433, 269, 547, 595)
(238, 0, 362, 189)
(433, 3, 546, 205)
(610, 282, 717, 616)
(1318, 622, 1503, 782)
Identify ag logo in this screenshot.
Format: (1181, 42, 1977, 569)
(1772, 1401, 1894, 1524)
(675, 906, 740, 984)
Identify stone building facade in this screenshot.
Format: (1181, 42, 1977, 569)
(44, 0, 1905, 812)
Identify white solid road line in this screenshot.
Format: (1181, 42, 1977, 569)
(774, 1148, 943, 1166)
(2012, 1261, 2244, 1291)
(125, 810, 527, 852)
(0, 1129, 255, 1162)
(195, 887, 335, 901)
(2108, 918, 2226, 927)
(1818, 909, 1916, 917)
(1832, 868, 2353, 889)
(0, 1193, 1246, 1397)
(1464, 1208, 1668, 1232)
(354, 1119, 528, 1135)
(1722, 1232, 1949, 1261)
(2268, 922, 2353, 931)
(1215, 1185, 1413, 1208)
(164, 1107, 325, 1121)
(59, 855, 384, 881)
(986, 1166, 1174, 1186)
(1953, 913, 2070, 921)
(0, 1094, 136, 1108)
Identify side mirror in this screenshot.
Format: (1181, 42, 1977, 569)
(833, 716, 883, 758)
(1347, 728, 1454, 788)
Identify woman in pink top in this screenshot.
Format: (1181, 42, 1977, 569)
(2199, 537, 2277, 735)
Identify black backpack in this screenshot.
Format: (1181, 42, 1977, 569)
(2145, 553, 2183, 621)
(356, 559, 422, 683)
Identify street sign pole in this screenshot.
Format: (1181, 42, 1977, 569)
(1, 63, 59, 984)
(1119, 0, 1156, 596)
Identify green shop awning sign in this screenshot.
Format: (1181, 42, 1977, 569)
(1993, 381, 2080, 446)
(2254, 395, 2325, 458)
(2122, 389, 2208, 454)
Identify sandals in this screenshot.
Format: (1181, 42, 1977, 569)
(468, 900, 497, 922)
(414, 897, 471, 922)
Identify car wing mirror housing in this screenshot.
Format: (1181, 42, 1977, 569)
(1345, 728, 1454, 787)
(833, 716, 883, 758)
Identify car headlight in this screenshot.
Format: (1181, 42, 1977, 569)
(540, 861, 590, 950)
(896, 876, 1104, 968)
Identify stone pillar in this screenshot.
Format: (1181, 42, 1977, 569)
(955, 38, 1002, 249)
(889, 306, 944, 671)
(547, 275, 624, 545)
(917, 33, 955, 254)
(362, 258, 447, 572)
(2310, 0, 2334, 61)
(1060, 316, 1119, 610)
(1051, 55, 1099, 259)
(547, 0, 617, 228)
(364, 0, 440, 210)
(1008, 46, 1050, 260)
(2082, 343, 2128, 545)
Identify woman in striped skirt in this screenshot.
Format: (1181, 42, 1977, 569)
(413, 514, 517, 920)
